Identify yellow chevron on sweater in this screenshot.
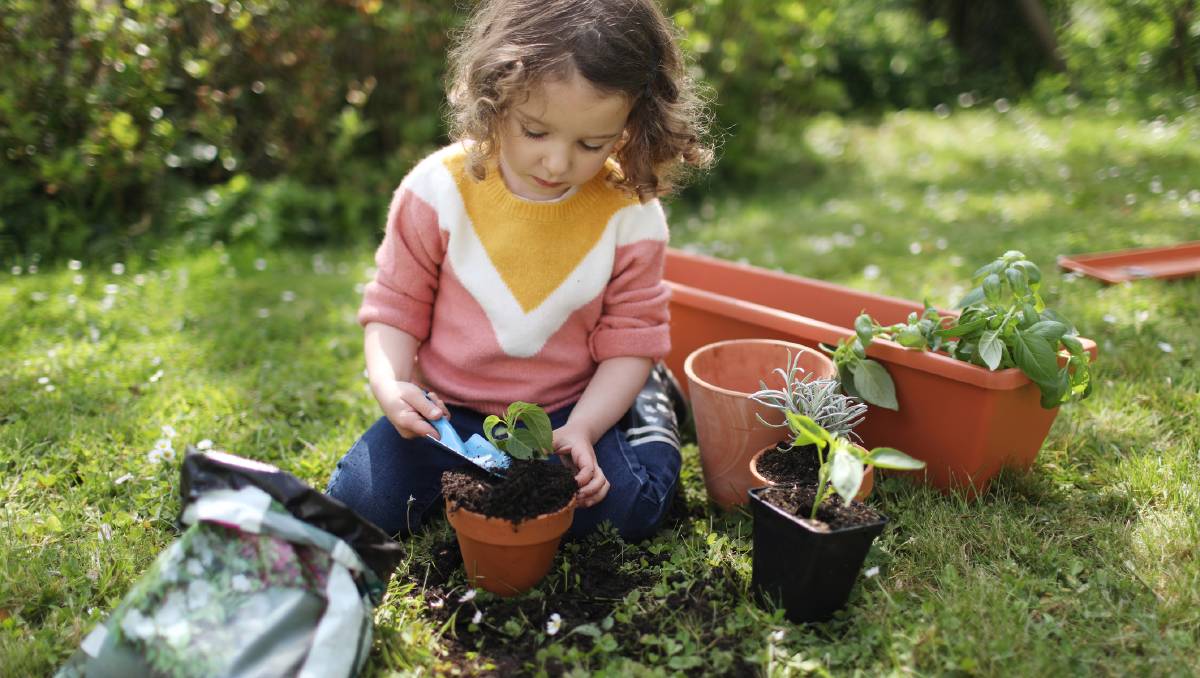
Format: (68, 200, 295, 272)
(444, 152, 638, 313)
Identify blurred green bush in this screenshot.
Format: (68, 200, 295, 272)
(1, 0, 1196, 258)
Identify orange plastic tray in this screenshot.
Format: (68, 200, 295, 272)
(1058, 241, 1200, 283)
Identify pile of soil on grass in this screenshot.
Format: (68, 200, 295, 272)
(759, 484, 882, 530)
(404, 488, 764, 675)
(755, 443, 821, 485)
(441, 460, 576, 524)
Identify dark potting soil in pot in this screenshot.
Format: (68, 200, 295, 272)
(759, 484, 882, 531)
(441, 460, 576, 524)
(756, 443, 821, 485)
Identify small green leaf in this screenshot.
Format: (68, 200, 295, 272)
(982, 274, 1002, 304)
(511, 428, 545, 458)
(979, 329, 1003, 370)
(936, 315, 988, 338)
(854, 313, 875, 345)
(784, 413, 833, 449)
(1011, 329, 1060, 385)
(829, 448, 864, 505)
(896, 325, 927, 348)
(955, 286, 986, 309)
(852, 359, 898, 410)
(504, 436, 534, 460)
(868, 447, 926, 470)
(1027, 320, 1068, 343)
(482, 415, 505, 448)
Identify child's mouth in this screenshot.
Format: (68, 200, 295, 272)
(532, 176, 565, 189)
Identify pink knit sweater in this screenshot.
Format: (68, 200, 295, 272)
(358, 144, 671, 416)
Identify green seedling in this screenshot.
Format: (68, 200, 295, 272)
(784, 413, 926, 521)
(483, 401, 554, 461)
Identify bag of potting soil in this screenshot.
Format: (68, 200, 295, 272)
(58, 450, 405, 678)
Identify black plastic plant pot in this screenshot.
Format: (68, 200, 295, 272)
(748, 486, 888, 623)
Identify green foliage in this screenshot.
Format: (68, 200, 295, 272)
(0, 0, 457, 258)
(784, 413, 924, 520)
(483, 402, 553, 462)
(827, 252, 1094, 410)
(748, 349, 868, 439)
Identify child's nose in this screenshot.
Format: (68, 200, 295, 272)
(543, 146, 570, 178)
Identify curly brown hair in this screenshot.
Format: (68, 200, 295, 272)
(446, 0, 713, 201)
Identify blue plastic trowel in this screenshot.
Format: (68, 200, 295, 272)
(426, 416, 510, 480)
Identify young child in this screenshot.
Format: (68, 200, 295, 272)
(327, 0, 711, 541)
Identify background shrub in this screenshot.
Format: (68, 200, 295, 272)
(1, 0, 1196, 259)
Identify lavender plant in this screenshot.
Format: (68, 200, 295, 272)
(749, 350, 869, 441)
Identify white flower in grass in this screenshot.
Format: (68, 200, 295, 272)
(149, 369, 164, 383)
(257, 308, 270, 319)
(865, 566, 880, 578)
(196, 439, 214, 451)
(148, 449, 163, 464)
(45, 385, 55, 392)
(115, 473, 133, 485)
(104, 283, 119, 295)
(545, 613, 562, 636)
(457, 589, 477, 603)
(281, 290, 296, 303)
(1158, 342, 1173, 353)
(162, 425, 177, 439)
(112, 263, 125, 275)
(770, 629, 785, 642)
(73, 274, 84, 286)
(231, 574, 252, 592)
(254, 258, 267, 271)
(155, 438, 173, 451)
(38, 377, 49, 384)
(69, 260, 82, 271)
(863, 264, 881, 280)
(471, 610, 483, 625)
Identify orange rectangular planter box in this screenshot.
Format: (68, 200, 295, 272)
(663, 249, 1097, 494)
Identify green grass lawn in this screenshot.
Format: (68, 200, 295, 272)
(3, 105, 1198, 676)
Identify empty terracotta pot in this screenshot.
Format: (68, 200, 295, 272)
(684, 339, 837, 510)
(749, 443, 875, 501)
(446, 498, 576, 597)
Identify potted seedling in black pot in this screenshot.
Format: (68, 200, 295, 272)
(749, 413, 924, 623)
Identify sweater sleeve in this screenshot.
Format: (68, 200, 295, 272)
(356, 185, 444, 341)
(588, 203, 672, 362)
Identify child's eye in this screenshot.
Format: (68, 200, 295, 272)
(521, 127, 547, 140)
(579, 142, 604, 152)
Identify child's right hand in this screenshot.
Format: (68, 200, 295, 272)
(374, 381, 449, 439)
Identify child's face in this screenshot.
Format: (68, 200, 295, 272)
(497, 70, 632, 201)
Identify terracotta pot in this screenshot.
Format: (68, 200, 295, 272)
(445, 498, 576, 597)
(749, 443, 875, 501)
(664, 248, 1098, 495)
(683, 339, 837, 510)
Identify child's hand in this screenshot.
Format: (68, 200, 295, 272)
(374, 381, 449, 439)
(552, 426, 609, 508)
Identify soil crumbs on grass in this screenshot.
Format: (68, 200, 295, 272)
(760, 484, 882, 530)
(409, 489, 760, 675)
(755, 443, 821, 485)
(442, 460, 576, 523)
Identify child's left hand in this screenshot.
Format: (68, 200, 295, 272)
(552, 426, 610, 508)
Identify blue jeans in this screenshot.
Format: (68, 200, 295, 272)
(327, 404, 681, 541)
